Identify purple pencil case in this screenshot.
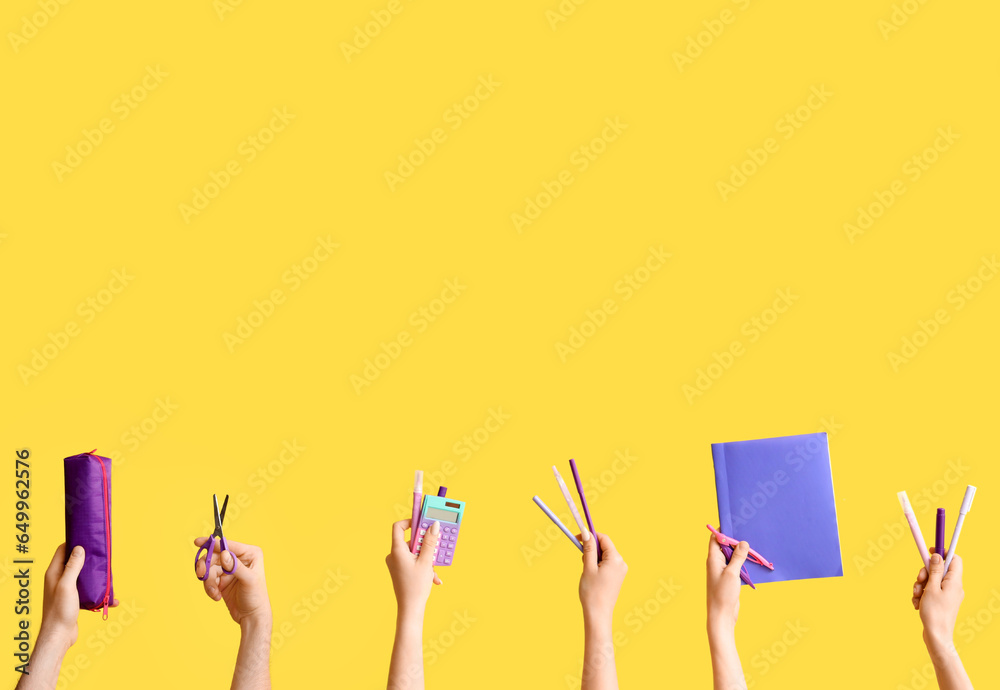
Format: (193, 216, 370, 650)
(64, 451, 114, 617)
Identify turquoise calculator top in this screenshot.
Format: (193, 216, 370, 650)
(415, 495, 465, 566)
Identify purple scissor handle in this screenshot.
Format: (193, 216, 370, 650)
(195, 494, 238, 581)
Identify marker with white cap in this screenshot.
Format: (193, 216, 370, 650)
(944, 485, 976, 575)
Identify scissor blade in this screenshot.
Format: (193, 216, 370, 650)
(219, 494, 230, 525)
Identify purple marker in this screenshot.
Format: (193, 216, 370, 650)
(935, 508, 946, 559)
(720, 543, 755, 589)
(569, 459, 601, 562)
(438, 486, 448, 497)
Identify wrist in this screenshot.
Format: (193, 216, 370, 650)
(707, 616, 736, 646)
(36, 622, 75, 652)
(396, 601, 426, 626)
(923, 629, 958, 664)
(582, 604, 613, 630)
(240, 611, 273, 637)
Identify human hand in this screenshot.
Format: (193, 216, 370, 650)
(194, 537, 271, 627)
(706, 534, 749, 635)
(40, 544, 119, 647)
(912, 549, 964, 656)
(386, 519, 442, 615)
(578, 532, 628, 622)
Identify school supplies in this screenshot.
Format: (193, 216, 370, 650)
(720, 543, 754, 589)
(935, 508, 946, 559)
(897, 491, 930, 568)
(413, 494, 465, 566)
(944, 486, 976, 575)
(711, 433, 843, 584)
(409, 471, 423, 552)
(569, 459, 601, 561)
(64, 450, 114, 618)
(533, 496, 583, 551)
(708, 525, 768, 589)
(553, 466, 589, 539)
(195, 494, 237, 582)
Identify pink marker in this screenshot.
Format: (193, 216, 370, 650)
(897, 491, 930, 568)
(409, 471, 423, 553)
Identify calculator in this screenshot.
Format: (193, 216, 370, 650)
(414, 495, 466, 566)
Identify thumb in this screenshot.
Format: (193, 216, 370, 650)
(62, 545, 86, 583)
(581, 530, 598, 571)
(726, 541, 750, 576)
(417, 520, 441, 567)
(926, 552, 945, 589)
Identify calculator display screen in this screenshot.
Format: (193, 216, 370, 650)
(425, 507, 459, 523)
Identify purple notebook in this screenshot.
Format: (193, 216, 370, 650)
(712, 432, 843, 584)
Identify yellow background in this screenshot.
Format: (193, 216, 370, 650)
(2, 0, 999, 687)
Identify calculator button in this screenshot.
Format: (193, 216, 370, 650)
(445, 558, 452, 564)
(421, 522, 428, 529)
(419, 529, 426, 535)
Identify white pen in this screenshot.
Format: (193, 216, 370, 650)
(944, 485, 976, 575)
(553, 466, 589, 540)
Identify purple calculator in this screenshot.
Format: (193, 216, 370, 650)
(413, 494, 466, 566)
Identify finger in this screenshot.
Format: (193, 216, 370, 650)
(45, 543, 68, 586)
(221, 550, 235, 572)
(926, 552, 945, 589)
(391, 520, 411, 551)
(596, 533, 622, 562)
(725, 542, 750, 576)
(916, 567, 929, 585)
(707, 533, 726, 568)
(943, 554, 963, 589)
(203, 564, 224, 601)
(61, 545, 86, 583)
(581, 530, 598, 572)
(417, 521, 441, 567)
(433, 573, 443, 586)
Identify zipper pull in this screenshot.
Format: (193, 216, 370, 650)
(102, 597, 109, 620)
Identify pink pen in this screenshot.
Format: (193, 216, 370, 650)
(409, 471, 423, 553)
(706, 524, 774, 570)
(897, 491, 930, 568)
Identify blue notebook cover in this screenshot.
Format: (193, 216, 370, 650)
(712, 432, 843, 584)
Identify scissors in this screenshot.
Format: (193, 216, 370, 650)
(195, 494, 238, 581)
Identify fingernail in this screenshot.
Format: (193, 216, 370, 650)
(431, 520, 440, 534)
(738, 541, 749, 553)
(581, 529, 590, 542)
(913, 585, 919, 594)
(72, 546, 84, 557)
(931, 553, 942, 564)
